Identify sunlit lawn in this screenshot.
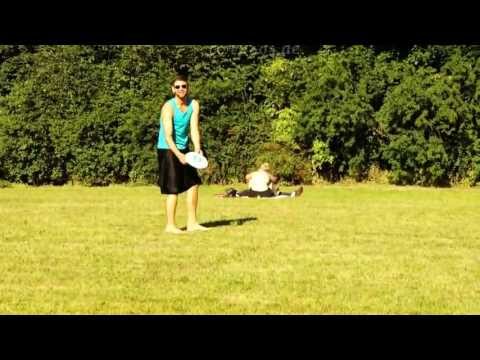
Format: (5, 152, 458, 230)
(1, 183, 479, 314)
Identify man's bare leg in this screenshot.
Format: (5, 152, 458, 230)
(165, 194, 184, 234)
(186, 185, 208, 231)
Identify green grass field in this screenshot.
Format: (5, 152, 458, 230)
(1, 183, 479, 314)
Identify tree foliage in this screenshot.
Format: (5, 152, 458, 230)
(1, 45, 479, 186)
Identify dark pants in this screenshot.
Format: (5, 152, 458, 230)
(237, 188, 276, 198)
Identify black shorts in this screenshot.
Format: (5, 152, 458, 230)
(157, 148, 202, 195)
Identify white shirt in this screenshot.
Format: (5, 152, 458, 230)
(248, 170, 270, 192)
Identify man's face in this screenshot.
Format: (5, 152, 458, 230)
(172, 81, 188, 98)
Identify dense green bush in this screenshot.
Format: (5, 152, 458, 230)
(290, 47, 380, 181)
(254, 143, 311, 185)
(378, 65, 478, 186)
(1, 45, 479, 187)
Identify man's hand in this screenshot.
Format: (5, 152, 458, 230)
(178, 152, 187, 165)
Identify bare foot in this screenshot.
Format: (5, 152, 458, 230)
(186, 223, 209, 232)
(165, 226, 186, 234)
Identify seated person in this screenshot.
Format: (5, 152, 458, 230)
(221, 163, 303, 198)
(238, 163, 277, 197)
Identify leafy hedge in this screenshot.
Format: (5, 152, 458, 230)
(1, 45, 480, 186)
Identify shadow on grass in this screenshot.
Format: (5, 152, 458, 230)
(180, 217, 258, 230)
(202, 217, 258, 228)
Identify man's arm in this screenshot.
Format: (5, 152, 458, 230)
(190, 100, 201, 153)
(162, 103, 186, 164)
(270, 174, 279, 184)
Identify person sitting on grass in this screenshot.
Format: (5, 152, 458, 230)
(220, 163, 303, 198)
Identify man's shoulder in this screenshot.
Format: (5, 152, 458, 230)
(162, 100, 174, 112)
(189, 98, 199, 108)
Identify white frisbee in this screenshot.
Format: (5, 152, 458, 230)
(185, 152, 208, 169)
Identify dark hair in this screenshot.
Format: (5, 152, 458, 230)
(171, 74, 189, 86)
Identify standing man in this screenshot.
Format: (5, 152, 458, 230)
(157, 74, 208, 234)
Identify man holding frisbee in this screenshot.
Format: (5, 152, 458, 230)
(157, 74, 208, 234)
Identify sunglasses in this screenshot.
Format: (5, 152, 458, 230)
(174, 84, 187, 89)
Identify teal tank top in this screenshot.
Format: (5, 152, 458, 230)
(157, 98, 194, 150)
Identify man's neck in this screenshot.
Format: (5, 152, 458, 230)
(175, 96, 187, 105)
